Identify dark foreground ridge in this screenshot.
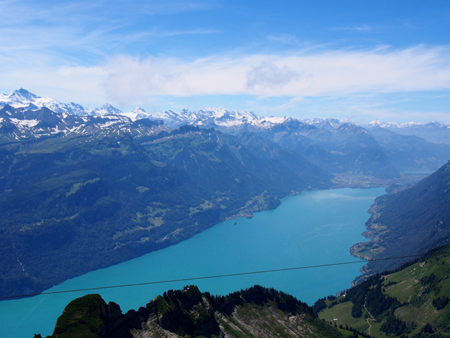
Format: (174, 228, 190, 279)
(34, 285, 342, 338)
(34, 245, 450, 338)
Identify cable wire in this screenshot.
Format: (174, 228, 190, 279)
(1, 252, 442, 300)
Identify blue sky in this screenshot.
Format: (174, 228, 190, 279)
(1, 0, 450, 123)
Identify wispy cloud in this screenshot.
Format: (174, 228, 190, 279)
(333, 24, 372, 32)
(0, 0, 219, 64)
(98, 46, 450, 104)
(3, 44, 450, 112)
(267, 34, 299, 45)
(246, 62, 300, 90)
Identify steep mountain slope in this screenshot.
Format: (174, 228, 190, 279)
(0, 113, 332, 298)
(318, 244, 450, 338)
(351, 160, 450, 274)
(0, 133, 207, 298)
(36, 285, 342, 338)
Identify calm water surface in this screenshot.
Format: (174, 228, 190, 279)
(1, 187, 385, 338)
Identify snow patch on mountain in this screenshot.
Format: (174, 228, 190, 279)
(119, 107, 152, 121)
(143, 107, 292, 130)
(10, 118, 40, 128)
(85, 103, 125, 116)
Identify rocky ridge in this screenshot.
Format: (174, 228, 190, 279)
(38, 285, 342, 338)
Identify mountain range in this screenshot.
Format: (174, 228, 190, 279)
(2, 88, 450, 178)
(2, 88, 450, 140)
(1, 88, 450, 299)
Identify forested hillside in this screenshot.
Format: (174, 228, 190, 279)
(0, 118, 332, 298)
(318, 245, 450, 338)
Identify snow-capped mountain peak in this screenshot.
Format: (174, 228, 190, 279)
(9, 88, 38, 102)
(119, 107, 152, 121)
(85, 103, 124, 116)
(0, 89, 280, 131)
(0, 88, 86, 115)
(0, 88, 39, 108)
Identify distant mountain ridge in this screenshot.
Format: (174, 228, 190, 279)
(366, 120, 450, 145)
(3, 88, 449, 137)
(0, 88, 88, 116)
(2, 88, 450, 179)
(0, 104, 167, 142)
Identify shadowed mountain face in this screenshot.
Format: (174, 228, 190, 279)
(369, 127, 450, 172)
(138, 126, 332, 195)
(351, 160, 450, 274)
(253, 119, 450, 179)
(0, 115, 332, 298)
(40, 285, 342, 338)
(254, 120, 400, 178)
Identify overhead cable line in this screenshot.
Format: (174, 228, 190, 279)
(0, 252, 445, 300)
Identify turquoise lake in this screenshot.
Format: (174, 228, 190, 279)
(1, 187, 385, 338)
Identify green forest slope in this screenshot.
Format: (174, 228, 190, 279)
(318, 245, 450, 338)
(0, 125, 332, 299)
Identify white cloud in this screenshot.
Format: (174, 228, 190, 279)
(103, 55, 186, 106)
(2, 44, 450, 122)
(246, 62, 299, 90)
(0, 0, 219, 65)
(99, 46, 450, 105)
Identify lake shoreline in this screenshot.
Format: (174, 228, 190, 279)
(1, 187, 386, 338)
